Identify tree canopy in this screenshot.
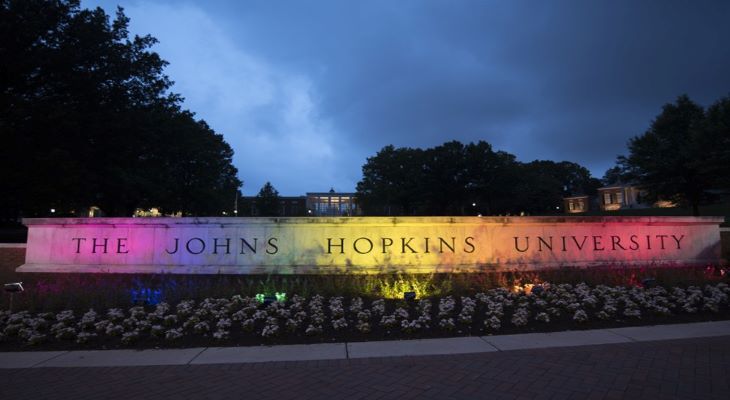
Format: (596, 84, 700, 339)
(0, 0, 241, 218)
(618, 95, 730, 215)
(357, 141, 600, 216)
(255, 182, 280, 217)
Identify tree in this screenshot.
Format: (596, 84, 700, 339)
(356, 141, 600, 216)
(602, 165, 625, 186)
(356, 145, 425, 215)
(621, 95, 719, 215)
(256, 182, 280, 217)
(0, 0, 241, 218)
(511, 161, 600, 215)
(700, 96, 730, 191)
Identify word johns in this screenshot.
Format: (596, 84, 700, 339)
(71, 237, 279, 255)
(165, 237, 279, 255)
(326, 237, 476, 254)
(513, 234, 685, 252)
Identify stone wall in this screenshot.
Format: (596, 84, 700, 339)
(17, 216, 725, 274)
(0, 244, 26, 278)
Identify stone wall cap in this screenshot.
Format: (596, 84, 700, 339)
(22, 216, 726, 226)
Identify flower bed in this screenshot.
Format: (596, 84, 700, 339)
(2, 282, 729, 351)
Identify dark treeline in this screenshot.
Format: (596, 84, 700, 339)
(608, 94, 730, 216)
(0, 0, 241, 218)
(357, 141, 601, 216)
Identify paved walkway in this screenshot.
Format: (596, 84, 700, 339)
(1, 321, 729, 399)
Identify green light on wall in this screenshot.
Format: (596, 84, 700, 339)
(255, 292, 287, 303)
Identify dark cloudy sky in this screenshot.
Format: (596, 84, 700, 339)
(86, 0, 730, 195)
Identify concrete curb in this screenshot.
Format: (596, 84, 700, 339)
(1, 320, 729, 369)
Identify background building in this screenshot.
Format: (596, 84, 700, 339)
(563, 195, 590, 214)
(241, 196, 307, 217)
(306, 189, 360, 216)
(562, 183, 677, 213)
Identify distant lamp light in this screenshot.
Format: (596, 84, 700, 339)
(555, 206, 560, 210)
(471, 202, 476, 207)
(403, 291, 416, 301)
(50, 208, 56, 214)
(233, 210, 238, 214)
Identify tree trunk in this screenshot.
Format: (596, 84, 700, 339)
(692, 201, 700, 216)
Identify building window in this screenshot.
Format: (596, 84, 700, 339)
(603, 192, 612, 205)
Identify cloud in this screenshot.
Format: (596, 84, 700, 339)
(85, 0, 730, 190)
(104, 1, 350, 195)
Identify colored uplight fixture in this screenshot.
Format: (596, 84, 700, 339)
(4, 282, 24, 293)
(130, 287, 162, 305)
(641, 278, 657, 288)
(403, 291, 416, 301)
(256, 292, 287, 304)
(4, 282, 24, 312)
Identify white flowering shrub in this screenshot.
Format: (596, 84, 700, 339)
(121, 330, 139, 345)
(439, 318, 455, 331)
(27, 333, 47, 346)
(380, 315, 398, 329)
(285, 318, 299, 332)
(150, 324, 165, 337)
(356, 321, 371, 333)
(438, 296, 456, 318)
(76, 331, 96, 344)
(484, 315, 501, 331)
(213, 329, 229, 340)
(77, 310, 97, 330)
(305, 324, 323, 336)
(55, 327, 77, 340)
(106, 308, 125, 322)
(163, 314, 178, 326)
(241, 318, 255, 332)
(535, 312, 550, 323)
(105, 324, 125, 336)
(56, 310, 75, 323)
(349, 297, 364, 313)
(401, 319, 422, 333)
(193, 321, 210, 334)
(1, 280, 728, 349)
(573, 309, 589, 322)
(165, 328, 183, 341)
(511, 308, 530, 327)
(371, 299, 386, 316)
(332, 317, 348, 330)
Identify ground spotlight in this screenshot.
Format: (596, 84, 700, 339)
(4, 282, 24, 312)
(263, 295, 276, 306)
(4, 282, 24, 293)
(641, 278, 657, 288)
